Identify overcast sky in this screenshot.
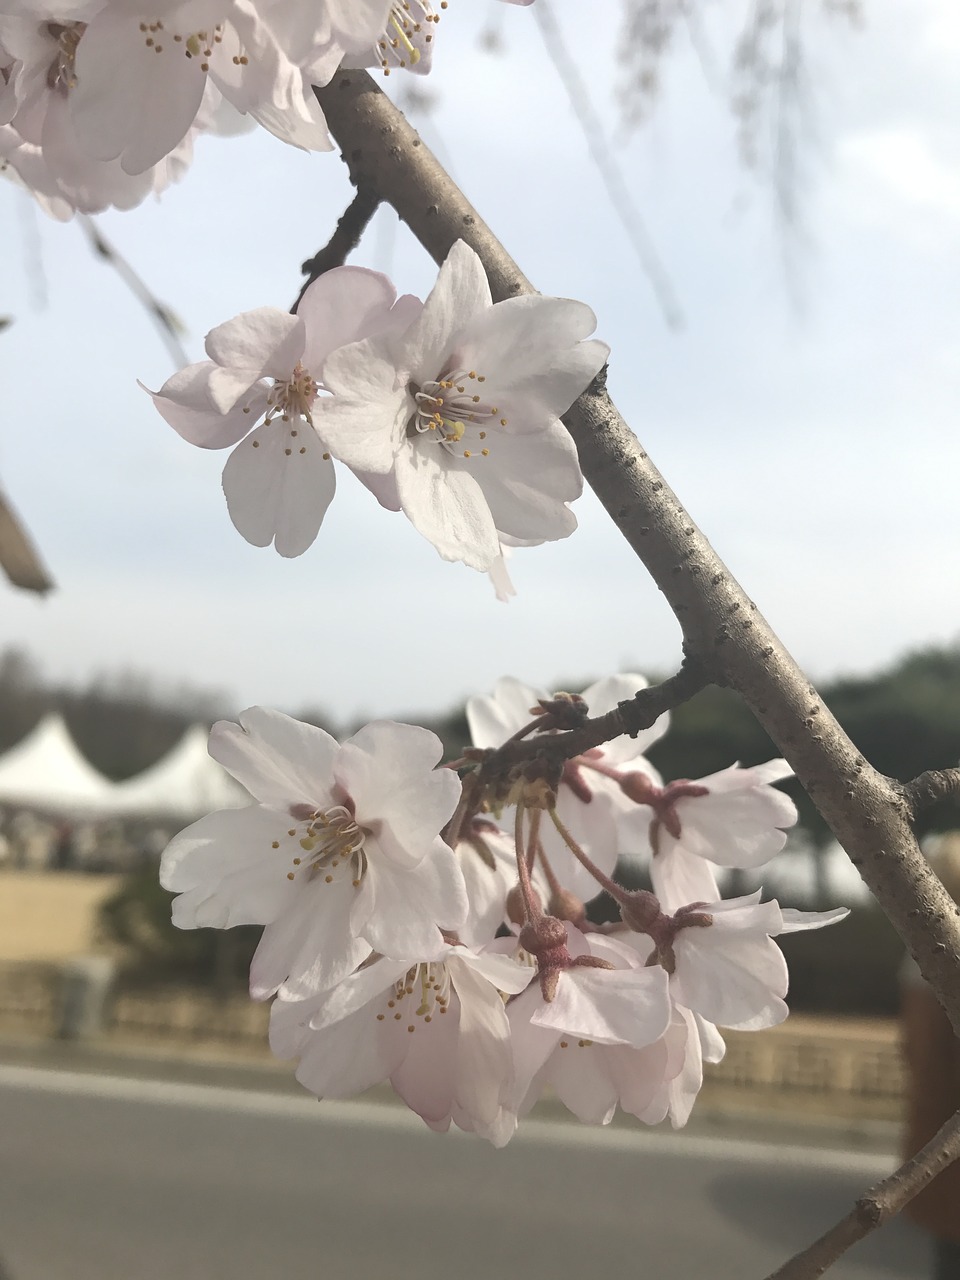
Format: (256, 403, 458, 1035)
(1, 0, 958, 725)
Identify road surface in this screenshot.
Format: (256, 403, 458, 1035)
(0, 1065, 928, 1280)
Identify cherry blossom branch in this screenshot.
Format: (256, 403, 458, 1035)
(313, 69, 960, 1043)
(762, 1107, 960, 1280)
(291, 184, 381, 312)
(76, 215, 188, 368)
(476, 656, 709, 785)
(902, 768, 960, 817)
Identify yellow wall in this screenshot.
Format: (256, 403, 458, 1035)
(0, 871, 121, 962)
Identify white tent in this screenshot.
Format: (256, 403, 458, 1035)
(108, 724, 249, 819)
(0, 714, 115, 812)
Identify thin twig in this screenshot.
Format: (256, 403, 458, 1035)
(291, 186, 381, 312)
(763, 1108, 960, 1279)
(533, 0, 684, 330)
(76, 215, 188, 367)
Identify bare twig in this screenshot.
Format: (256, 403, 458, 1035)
(291, 185, 381, 313)
(475, 656, 710, 789)
(763, 1108, 960, 1279)
(533, 1, 684, 329)
(76, 215, 188, 368)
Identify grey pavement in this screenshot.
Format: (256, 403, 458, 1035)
(0, 1061, 930, 1280)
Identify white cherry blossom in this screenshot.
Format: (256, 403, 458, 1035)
(467, 674, 668, 901)
(318, 239, 608, 573)
(145, 267, 420, 556)
(270, 941, 533, 1145)
(619, 759, 798, 912)
(505, 925, 672, 1124)
(160, 708, 467, 1000)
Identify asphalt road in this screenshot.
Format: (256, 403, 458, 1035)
(0, 1065, 929, 1280)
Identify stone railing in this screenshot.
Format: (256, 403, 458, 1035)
(0, 961, 903, 1116)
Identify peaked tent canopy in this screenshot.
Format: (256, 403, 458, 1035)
(0, 714, 115, 812)
(108, 724, 249, 819)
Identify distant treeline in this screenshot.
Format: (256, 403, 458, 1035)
(3, 642, 960, 842)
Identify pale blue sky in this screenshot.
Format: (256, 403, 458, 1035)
(1, 1, 958, 722)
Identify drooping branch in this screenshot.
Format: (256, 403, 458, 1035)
(291, 185, 381, 312)
(77, 215, 188, 368)
(312, 71, 960, 1048)
(762, 1107, 960, 1280)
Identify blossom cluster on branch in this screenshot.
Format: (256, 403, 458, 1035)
(145, 239, 608, 582)
(161, 675, 845, 1146)
(0, 0, 530, 217)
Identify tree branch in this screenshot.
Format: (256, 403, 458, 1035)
(313, 71, 960, 1051)
(763, 1108, 960, 1280)
(475, 655, 710, 790)
(902, 768, 960, 817)
(291, 185, 381, 312)
(77, 215, 188, 368)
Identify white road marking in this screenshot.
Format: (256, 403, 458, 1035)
(0, 1062, 896, 1178)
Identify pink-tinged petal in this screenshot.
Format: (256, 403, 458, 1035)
(488, 551, 517, 602)
(140, 366, 265, 448)
(359, 838, 468, 957)
(315, 348, 409, 474)
(71, 7, 208, 172)
(289, 1008, 391, 1098)
(473, 423, 582, 544)
(532, 965, 671, 1048)
(160, 804, 300, 926)
(250, 877, 371, 999)
(353, 467, 402, 511)
(547, 1042, 618, 1125)
(221, 419, 336, 557)
(404, 239, 492, 381)
(280, 956, 411, 1035)
(208, 707, 339, 807)
(676, 761, 797, 868)
(395, 443, 500, 571)
(454, 294, 607, 413)
(391, 997, 461, 1122)
(506, 988, 563, 1097)
(670, 901, 790, 1029)
(205, 308, 304, 409)
(324, 0, 394, 52)
(336, 721, 458, 866)
(466, 677, 544, 748)
(298, 266, 398, 370)
(650, 843, 721, 914)
(460, 948, 533, 997)
(778, 906, 849, 932)
(448, 957, 518, 1128)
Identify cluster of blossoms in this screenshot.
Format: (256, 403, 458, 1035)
(145, 239, 608, 581)
(0, 0, 532, 217)
(161, 673, 846, 1146)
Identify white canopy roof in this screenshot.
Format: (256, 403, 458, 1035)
(108, 724, 249, 818)
(0, 714, 115, 813)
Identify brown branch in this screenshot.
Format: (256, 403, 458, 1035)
(312, 71, 960, 1055)
(77, 215, 188, 368)
(291, 185, 381, 313)
(475, 655, 710, 788)
(763, 1108, 960, 1279)
(902, 768, 960, 817)
(308, 67, 960, 1279)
